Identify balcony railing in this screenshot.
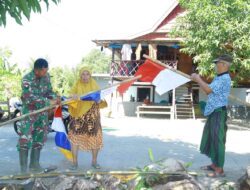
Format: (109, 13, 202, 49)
(110, 60, 178, 77)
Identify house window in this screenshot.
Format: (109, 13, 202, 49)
(137, 87, 153, 102)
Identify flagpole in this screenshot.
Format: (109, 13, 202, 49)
(228, 94, 250, 107)
(0, 75, 141, 127)
(143, 54, 250, 108)
(0, 170, 192, 180)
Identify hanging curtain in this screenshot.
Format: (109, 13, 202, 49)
(121, 44, 132, 61)
(149, 44, 157, 59)
(135, 43, 142, 60)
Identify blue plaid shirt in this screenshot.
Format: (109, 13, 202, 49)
(204, 72, 231, 116)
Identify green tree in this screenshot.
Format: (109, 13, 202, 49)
(50, 49, 111, 97)
(78, 49, 111, 74)
(0, 47, 22, 100)
(50, 66, 78, 96)
(171, 0, 250, 83)
(0, 0, 61, 100)
(0, 0, 60, 26)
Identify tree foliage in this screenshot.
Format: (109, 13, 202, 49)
(0, 0, 62, 99)
(171, 0, 250, 83)
(50, 49, 111, 96)
(0, 47, 110, 101)
(78, 49, 111, 74)
(0, 0, 60, 26)
(50, 66, 78, 96)
(0, 48, 22, 100)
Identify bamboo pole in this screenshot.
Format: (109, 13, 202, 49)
(143, 54, 250, 108)
(0, 170, 190, 180)
(0, 75, 141, 127)
(228, 94, 250, 107)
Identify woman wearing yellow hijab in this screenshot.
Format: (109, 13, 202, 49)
(68, 67, 107, 170)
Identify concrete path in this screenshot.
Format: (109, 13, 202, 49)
(0, 117, 249, 189)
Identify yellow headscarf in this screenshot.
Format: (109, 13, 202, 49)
(79, 66, 92, 76)
(68, 67, 100, 118)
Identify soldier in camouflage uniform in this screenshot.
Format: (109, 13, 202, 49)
(17, 58, 59, 173)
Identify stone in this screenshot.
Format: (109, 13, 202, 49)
(72, 178, 100, 190)
(146, 158, 186, 173)
(238, 166, 250, 190)
(92, 174, 126, 190)
(153, 179, 201, 190)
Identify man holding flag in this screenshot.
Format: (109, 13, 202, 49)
(17, 58, 60, 173)
(128, 54, 231, 178)
(191, 54, 232, 177)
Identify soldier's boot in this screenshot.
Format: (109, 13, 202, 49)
(29, 148, 43, 172)
(19, 148, 28, 173)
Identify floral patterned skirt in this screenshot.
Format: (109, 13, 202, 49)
(68, 103, 103, 151)
(68, 129, 103, 151)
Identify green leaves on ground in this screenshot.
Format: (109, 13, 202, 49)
(148, 148, 155, 162)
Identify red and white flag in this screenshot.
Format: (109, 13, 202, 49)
(117, 79, 136, 94)
(51, 106, 66, 133)
(135, 59, 190, 95)
(51, 106, 73, 161)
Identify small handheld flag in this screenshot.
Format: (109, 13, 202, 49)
(51, 106, 73, 161)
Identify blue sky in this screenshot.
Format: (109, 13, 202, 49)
(0, 0, 176, 68)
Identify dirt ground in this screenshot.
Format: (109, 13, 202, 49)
(0, 116, 249, 189)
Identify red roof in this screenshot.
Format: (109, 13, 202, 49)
(129, 1, 185, 41)
(93, 0, 184, 46)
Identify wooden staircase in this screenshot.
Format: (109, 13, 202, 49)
(174, 84, 195, 119)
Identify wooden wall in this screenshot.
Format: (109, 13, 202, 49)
(177, 52, 193, 75)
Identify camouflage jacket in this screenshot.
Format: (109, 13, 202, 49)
(21, 70, 57, 114)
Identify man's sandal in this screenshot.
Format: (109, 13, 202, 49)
(200, 165, 215, 171)
(206, 171, 226, 178)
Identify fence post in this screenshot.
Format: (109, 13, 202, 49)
(7, 98, 11, 119)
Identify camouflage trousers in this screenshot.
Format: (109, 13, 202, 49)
(17, 111, 49, 151)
